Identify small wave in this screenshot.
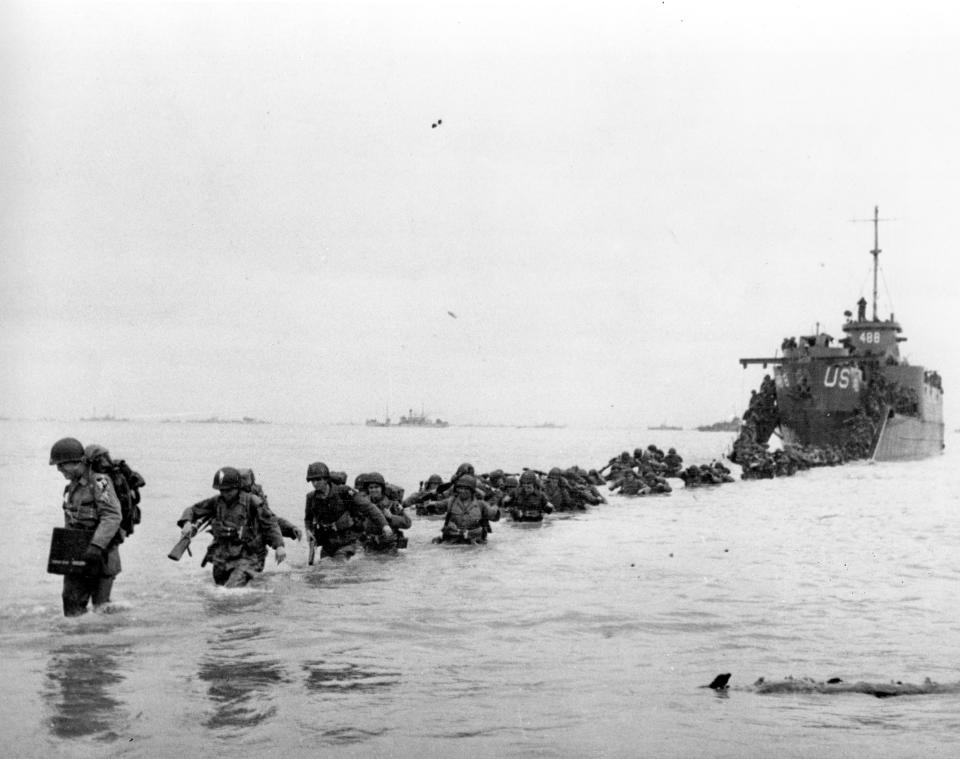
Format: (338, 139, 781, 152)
(302, 660, 401, 693)
(318, 726, 388, 745)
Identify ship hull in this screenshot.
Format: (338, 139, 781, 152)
(871, 415, 944, 461)
(774, 361, 943, 462)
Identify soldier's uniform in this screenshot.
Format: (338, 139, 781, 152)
(238, 469, 301, 571)
(305, 485, 387, 559)
(178, 492, 284, 587)
(403, 477, 446, 515)
(503, 488, 552, 522)
(62, 470, 122, 616)
(363, 494, 411, 553)
(438, 476, 500, 543)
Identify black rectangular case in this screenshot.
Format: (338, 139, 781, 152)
(47, 527, 92, 575)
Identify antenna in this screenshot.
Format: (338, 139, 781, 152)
(851, 206, 895, 321)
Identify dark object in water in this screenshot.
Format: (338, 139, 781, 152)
(705, 673, 731, 691)
(708, 672, 955, 698)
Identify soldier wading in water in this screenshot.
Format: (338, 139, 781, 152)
(434, 474, 500, 544)
(304, 461, 392, 561)
(177, 467, 286, 587)
(49, 437, 124, 616)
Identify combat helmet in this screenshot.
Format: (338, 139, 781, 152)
(49, 437, 85, 466)
(238, 468, 256, 489)
(212, 467, 242, 490)
(426, 474, 443, 487)
(455, 474, 478, 492)
(83, 444, 111, 464)
(306, 461, 330, 482)
(364, 472, 386, 489)
(519, 470, 539, 486)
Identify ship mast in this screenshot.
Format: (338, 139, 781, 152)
(870, 204, 881, 321)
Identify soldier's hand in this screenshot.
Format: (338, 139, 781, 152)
(292, 526, 303, 541)
(381, 524, 393, 538)
(83, 544, 103, 571)
(275, 546, 287, 565)
(180, 521, 194, 538)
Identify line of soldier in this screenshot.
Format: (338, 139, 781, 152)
(404, 463, 605, 518)
(601, 445, 682, 495)
(48, 436, 718, 617)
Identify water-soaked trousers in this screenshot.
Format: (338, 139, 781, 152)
(62, 574, 115, 617)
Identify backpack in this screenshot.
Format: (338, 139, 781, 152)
(93, 459, 145, 537)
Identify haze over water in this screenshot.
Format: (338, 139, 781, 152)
(2, 420, 958, 758)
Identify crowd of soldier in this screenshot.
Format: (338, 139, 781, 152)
(49, 434, 791, 617)
(602, 445, 683, 495)
(729, 368, 923, 479)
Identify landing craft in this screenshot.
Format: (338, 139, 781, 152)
(738, 207, 944, 462)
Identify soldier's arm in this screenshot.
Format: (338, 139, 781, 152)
(389, 505, 412, 530)
(402, 491, 424, 508)
(254, 496, 285, 549)
(352, 493, 389, 530)
(276, 516, 301, 540)
(178, 497, 215, 527)
(304, 493, 313, 530)
(90, 475, 122, 550)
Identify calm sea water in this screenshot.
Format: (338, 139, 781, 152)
(1, 420, 958, 758)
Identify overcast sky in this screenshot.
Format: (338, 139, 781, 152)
(2, 1, 958, 427)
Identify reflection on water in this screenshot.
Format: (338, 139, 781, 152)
(302, 659, 401, 693)
(301, 571, 390, 590)
(44, 643, 129, 740)
(198, 625, 287, 731)
(298, 652, 400, 746)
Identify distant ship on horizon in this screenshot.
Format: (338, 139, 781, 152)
(366, 407, 449, 428)
(80, 412, 129, 422)
(648, 421, 683, 431)
(397, 408, 449, 428)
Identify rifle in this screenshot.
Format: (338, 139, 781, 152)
(167, 517, 210, 561)
(308, 533, 317, 565)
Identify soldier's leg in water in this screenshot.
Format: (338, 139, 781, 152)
(223, 566, 253, 588)
(62, 575, 93, 617)
(212, 566, 231, 585)
(91, 576, 115, 608)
